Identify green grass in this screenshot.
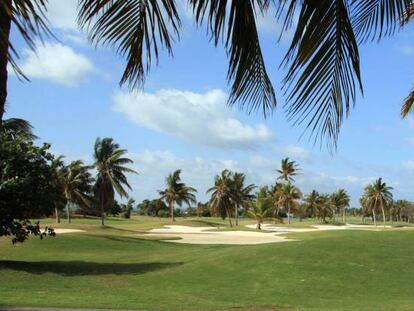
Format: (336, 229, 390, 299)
(1, 217, 414, 310)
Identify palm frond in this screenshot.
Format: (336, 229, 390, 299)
(282, 0, 363, 150)
(351, 0, 412, 42)
(401, 84, 414, 117)
(78, 0, 181, 88)
(190, 0, 276, 116)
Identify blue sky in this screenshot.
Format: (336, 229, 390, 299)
(5, 1, 414, 206)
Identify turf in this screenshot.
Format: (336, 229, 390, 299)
(1, 217, 414, 310)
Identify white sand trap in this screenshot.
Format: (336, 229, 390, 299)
(146, 225, 293, 245)
(53, 229, 85, 234)
(246, 223, 392, 233)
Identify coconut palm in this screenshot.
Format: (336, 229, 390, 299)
(94, 137, 137, 226)
(62, 160, 94, 224)
(159, 170, 197, 223)
(276, 182, 302, 225)
(1, 118, 38, 140)
(231, 172, 256, 226)
(207, 169, 235, 227)
(331, 189, 351, 223)
(49, 155, 66, 223)
(316, 194, 334, 223)
(277, 158, 300, 182)
(303, 190, 320, 219)
(246, 196, 273, 230)
(363, 178, 393, 227)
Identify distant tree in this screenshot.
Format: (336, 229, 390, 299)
(62, 160, 94, 224)
(94, 137, 137, 226)
(49, 155, 67, 223)
(277, 158, 300, 182)
(331, 189, 351, 223)
(137, 199, 168, 216)
(246, 196, 273, 230)
(363, 178, 393, 227)
(159, 170, 197, 222)
(316, 194, 334, 223)
(0, 135, 58, 243)
(231, 172, 256, 226)
(303, 190, 320, 219)
(122, 198, 135, 219)
(276, 182, 302, 225)
(208, 170, 235, 227)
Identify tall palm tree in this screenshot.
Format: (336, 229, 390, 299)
(276, 182, 302, 225)
(62, 160, 94, 224)
(303, 190, 320, 219)
(277, 158, 300, 182)
(4, 1, 414, 147)
(159, 169, 197, 223)
(94, 137, 137, 226)
(207, 169, 235, 227)
(231, 172, 256, 226)
(50, 155, 66, 223)
(331, 189, 351, 223)
(363, 178, 393, 227)
(316, 194, 334, 223)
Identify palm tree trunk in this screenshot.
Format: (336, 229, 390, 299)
(235, 205, 239, 226)
(55, 207, 60, 223)
(169, 201, 175, 222)
(342, 209, 346, 224)
(373, 209, 377, 227)
(0, 0, 11, 123)
(287, 204, 291, 225)
(100, 192, 105, 226)
(381, 204, 386, 228)
(226, 207, 233, 227)
(67, 203, 71, 224)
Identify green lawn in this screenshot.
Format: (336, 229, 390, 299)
(1, 217, 414, 310)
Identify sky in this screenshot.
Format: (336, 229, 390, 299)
(5, 0, 414, 206)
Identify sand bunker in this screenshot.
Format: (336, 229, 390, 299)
(146, 225, 293, 245)
(53, 229, 85, 234)
(146, 223, 394, 245)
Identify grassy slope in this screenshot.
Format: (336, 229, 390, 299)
(1, 217, 414, 310)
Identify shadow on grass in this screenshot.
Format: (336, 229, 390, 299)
(0, 260, 183, 276)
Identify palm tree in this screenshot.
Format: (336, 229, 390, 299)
(159, 169, 197, 223)
(277, 158, 300, 182)
(1, 118, 38, 140)
(207, 170, 236, 227)
(303, 190, 320, 219)
(276, 182, 302, 225)
(94, 137, 137, 226)
(363, 178, 393, 227)
(50, 155, 66, 223)
(62, 160, 94, 224)
(316, 194, 334, 223)
(246, 196, 273, 230)
(331, 189, 351, 223)
(231, 172, 256, 226)
(4, 1, 414, 147)
(121, 197, 135, 219)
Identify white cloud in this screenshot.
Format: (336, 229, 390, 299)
(284, 145, 310, 160)
(398, 45, 414, 56)
(112, 89, 273, 149)
(402, 160, 414, 170)
(18, 42, 94, 86)
(46, 0, 79, 31)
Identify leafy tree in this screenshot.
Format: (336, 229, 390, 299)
(275, 182, 302, 225)
(137, 199, 168, 217)
(331, 189, 351, 223)
(159, 169, 197, 222)
(121, 198, 135, 219)
(49, 155, 66, 223)
(363, 178, 393, 227)
(4, 1, 414, 147)
(277, 158, 300, 182)
(93, 137, 137, 226)
(0, 134, 57, 243)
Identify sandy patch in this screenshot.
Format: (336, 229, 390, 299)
(246, 223, 392, 233)
(146, 225, 293, 245)
(53, 229, 85, 234)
